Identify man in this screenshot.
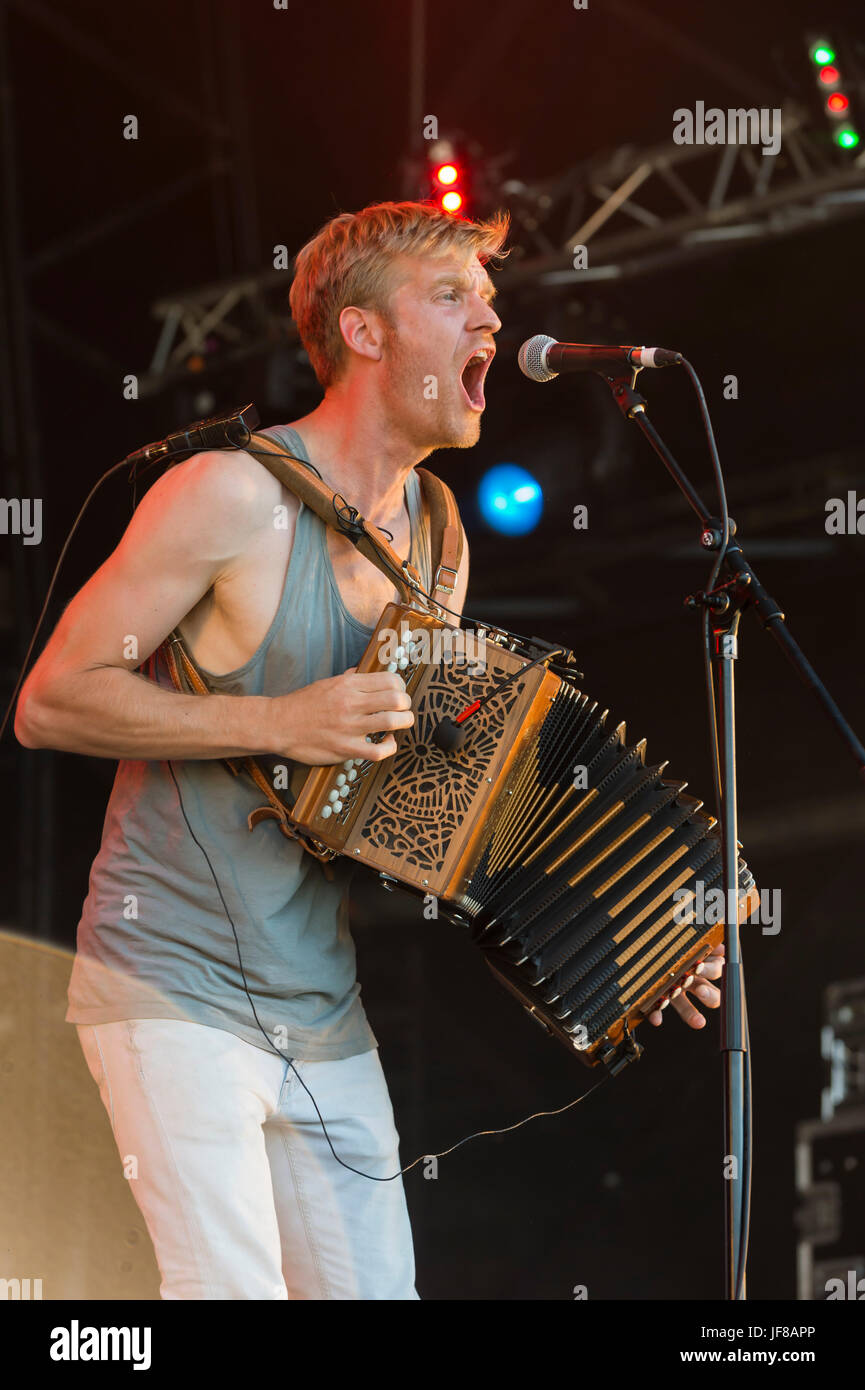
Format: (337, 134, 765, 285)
(14, 200, 723, 1300)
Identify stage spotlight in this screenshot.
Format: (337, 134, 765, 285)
(810, 43, 836, 66)
(808, 34, 859, 150)
(478, 464, 543, 536)
(435, 163, 459, 186)
(427, 139, 470, 216)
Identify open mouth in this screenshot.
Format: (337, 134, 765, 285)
(459, 347, 495, 412)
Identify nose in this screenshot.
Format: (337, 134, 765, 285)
(471, 292, 501, 335)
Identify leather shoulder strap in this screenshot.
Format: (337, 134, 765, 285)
(153, 432, 464, 870)
(246, 431, 464, 611)
(415, 467, 464, 605)
(244, 431, 423, 606)
(158, 630, 329, 860)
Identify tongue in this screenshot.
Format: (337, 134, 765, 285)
(461, 360, 485, 409)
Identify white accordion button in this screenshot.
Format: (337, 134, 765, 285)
(398, 657, 409, 669)
(347, 769, 357, 782)
(336, 774, 347, 787)
(332, 799, 343, 813)
(328, 789, 339, 803)
(387, 661, 398, 673)
(321, 805, 332, 819)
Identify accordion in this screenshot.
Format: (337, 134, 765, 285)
(288, 602, 757, 1076)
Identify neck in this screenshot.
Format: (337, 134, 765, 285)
(289, 380, 433, 526)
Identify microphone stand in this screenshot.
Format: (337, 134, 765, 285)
(598, 370, 865, 1301)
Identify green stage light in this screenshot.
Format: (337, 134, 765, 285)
(811, 44, 835, 65)
(835, 127, 860, 149)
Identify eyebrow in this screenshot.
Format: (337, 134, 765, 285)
(430, 271, 497, 303)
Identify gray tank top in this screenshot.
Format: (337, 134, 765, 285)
(66, 425, 433, 1059)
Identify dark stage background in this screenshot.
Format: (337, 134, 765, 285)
(2, 0, 864, 1300)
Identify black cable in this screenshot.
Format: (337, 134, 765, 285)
(244, 444, 499, 630)
(165, 757, 607, 1182)
(0, 457, 132, 743)
(0, 439, 514, 745)
(1, 433, 606, 1185)
(461, 647, 566, 713)
(679, 358, 752, 1302)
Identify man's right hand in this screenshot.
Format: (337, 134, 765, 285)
(272, 667, 414, 765)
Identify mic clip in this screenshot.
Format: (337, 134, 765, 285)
(333, 495, 367, 545)
(606, 376, 648, 420)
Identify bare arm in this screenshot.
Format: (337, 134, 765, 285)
(13, 450, 279, 760)
(13, 449, 437, 765)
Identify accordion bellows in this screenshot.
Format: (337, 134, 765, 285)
(290, 604, 756, 1074)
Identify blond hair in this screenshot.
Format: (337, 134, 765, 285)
(289, 200, 510, 388)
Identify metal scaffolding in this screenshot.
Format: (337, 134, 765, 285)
(131, 100, 865, 397)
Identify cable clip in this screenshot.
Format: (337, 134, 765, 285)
(333, 494, 367, 544)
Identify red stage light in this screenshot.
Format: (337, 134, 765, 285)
(441, 190, 463, 213)
(435, 163, 459, 186)
(827, 91, 850, 113)
(819, 65, 840, 84)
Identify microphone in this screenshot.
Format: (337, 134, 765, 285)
(518, 335, 681, 383)
(431, 716, 468, 753)
(124, 403, 261, 471)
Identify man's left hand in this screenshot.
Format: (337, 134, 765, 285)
(644, 943, 725, 1029)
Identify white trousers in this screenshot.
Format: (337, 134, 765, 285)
(75, 1018, 419, 1300)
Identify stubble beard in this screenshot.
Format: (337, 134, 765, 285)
(383, 327, 483, 452)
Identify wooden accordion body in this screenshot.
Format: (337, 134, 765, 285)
(289, 603, 757, 1076)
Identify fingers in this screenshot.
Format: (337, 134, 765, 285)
(355, 688, 413, 711)
(698, 955, 725, 982)
(670, 977, 722, 1029)
(692, 979, 722, 1008)
(669, 992, 708, 1029)
(644, 948, 726, 1030)
(351, 670, 412, 699)
(364, 704, 414, 728)
(350, 674, 414, 723)
(359, 734, 398, 761)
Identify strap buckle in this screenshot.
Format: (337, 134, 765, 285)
(433, 563, 458, 596)
(400, 560, 426, 596)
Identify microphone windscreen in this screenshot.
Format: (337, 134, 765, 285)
(431, 717, 467, 753)
(517, 334, 558, 383)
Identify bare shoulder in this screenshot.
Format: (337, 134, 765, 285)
(136, 447, 297, 557)
(145, 446, 286, 510)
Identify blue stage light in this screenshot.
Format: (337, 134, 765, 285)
(477, 464, 543, 535)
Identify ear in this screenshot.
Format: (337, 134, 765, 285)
(338, 305, 387, 365)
